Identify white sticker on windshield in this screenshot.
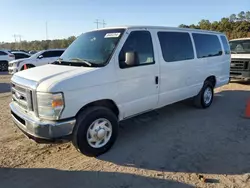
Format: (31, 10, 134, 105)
(104, 33, 121, 38)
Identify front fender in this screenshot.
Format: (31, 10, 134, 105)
(59, 82, 122, 120)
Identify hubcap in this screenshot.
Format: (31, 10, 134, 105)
(203, 87, 212, 105)
(86, 118, 112, 148)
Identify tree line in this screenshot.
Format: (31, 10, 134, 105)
(179, 11, 250, 39)
(0, 36, 76, 51)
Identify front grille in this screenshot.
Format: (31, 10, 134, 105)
(230, 59, 250, 71)
(12, 83, 33, 111)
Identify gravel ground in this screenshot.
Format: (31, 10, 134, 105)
(0, 73, 250, 188)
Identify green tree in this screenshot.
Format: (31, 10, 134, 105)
(179, 10, 250, 40)
(229, 14, 237, 22)
(238, 11, 246, 21)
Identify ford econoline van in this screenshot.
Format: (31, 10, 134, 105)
(10, 26, 230, 156)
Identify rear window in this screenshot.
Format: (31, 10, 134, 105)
(220, 36, 230, 54)
(157, 32, 194, 62)
(192, 33, 222, 58)
(0, 51, 7, 56)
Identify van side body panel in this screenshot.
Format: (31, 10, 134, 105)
(58, 28, 230, 120)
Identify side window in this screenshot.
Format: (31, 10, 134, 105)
(0, 51, 7, 56)
(15, 53, 30, 59)
(220, 35, 230, 54)
(41, 51, 51, 58)
(42, 51, 62, 58)
(54, 50, 64, 57)
(192, 33, 222, 58)
(14, 53, 22, 59)
(119, 31, 154, 68)
(157, 32, 194, 62)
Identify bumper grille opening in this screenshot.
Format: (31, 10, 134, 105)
(231, 59, 250, 71)
(11, 111, 25, 125)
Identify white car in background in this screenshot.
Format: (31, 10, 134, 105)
(8, 49, 65, 74)
(0, 50, 15, 71)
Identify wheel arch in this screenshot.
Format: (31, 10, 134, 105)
(20, 63, 35, 70)
(205, 75, 216, 88)
(76, 99, 120, 119)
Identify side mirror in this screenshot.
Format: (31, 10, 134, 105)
(38, 55, 43, 59)
(125, 52, 138, 67)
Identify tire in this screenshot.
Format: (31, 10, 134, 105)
(72, 106, 119, 157)
(194, 81, 214, 108)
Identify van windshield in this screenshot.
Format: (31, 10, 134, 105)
(58, 29, 125, 67)
(229, 39, 250, 54)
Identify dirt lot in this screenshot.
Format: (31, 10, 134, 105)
(0, 73, 250, 188)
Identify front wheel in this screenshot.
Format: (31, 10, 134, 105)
(194, 81, 214, 108)
(72, 106, 118, 157)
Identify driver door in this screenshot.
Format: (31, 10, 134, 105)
(115, 30, 159, 118)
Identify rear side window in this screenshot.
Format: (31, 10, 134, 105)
(43, 50, 64, 58)
(157, 32, 194, 62)
(54, 50, 64, 56)
(220, 36, 230, 54)
(192, 33, 222, 58)
(0, 51, 7, 56)
(14, 53, 30, 59)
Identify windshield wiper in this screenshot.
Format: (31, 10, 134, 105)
(69, 58, 92, 67)
(231, 51, 237, 54)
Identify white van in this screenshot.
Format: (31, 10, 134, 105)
(9, 26, 230, 156)
(229, 38, 250, 80)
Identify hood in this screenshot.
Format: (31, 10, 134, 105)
(9, 58, 27, 64)
(12, 64, 114, 93)
(13, 64, 104, 92)
(231, 53, 250, 59)
(14, 64, 96, 83)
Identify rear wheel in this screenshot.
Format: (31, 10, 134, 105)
(72, 106, 119, 157)
(194, 81, 214, 108)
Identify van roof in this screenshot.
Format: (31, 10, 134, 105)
(230, 37, 250, 41)
(93, 25, 224, 35)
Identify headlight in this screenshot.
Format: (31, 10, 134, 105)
(37, 92, 64, 120)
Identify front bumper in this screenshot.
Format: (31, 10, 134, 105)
(8, 66, 18, 74)
(10, 102, 76, 142)
(230, 71, 250, 81)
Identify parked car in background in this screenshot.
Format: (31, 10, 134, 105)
(9, 26, 230, 156)
(0, 50, 15, 71)
(8, 49, 65, 74)
(11, 51, 31, 60)
(229, 38, 250, 81)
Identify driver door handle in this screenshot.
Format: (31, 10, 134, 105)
(155, 76, 159, 85)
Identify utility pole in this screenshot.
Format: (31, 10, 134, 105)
(94, 19, 106, 29)
(102, 20, 106, 28)
(13, 34, 17, 50)
(46, 21, 48, 40)
(94, 19, 100, 29)
(13, 35, 17, 43)
(13, 34, 22, 49)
